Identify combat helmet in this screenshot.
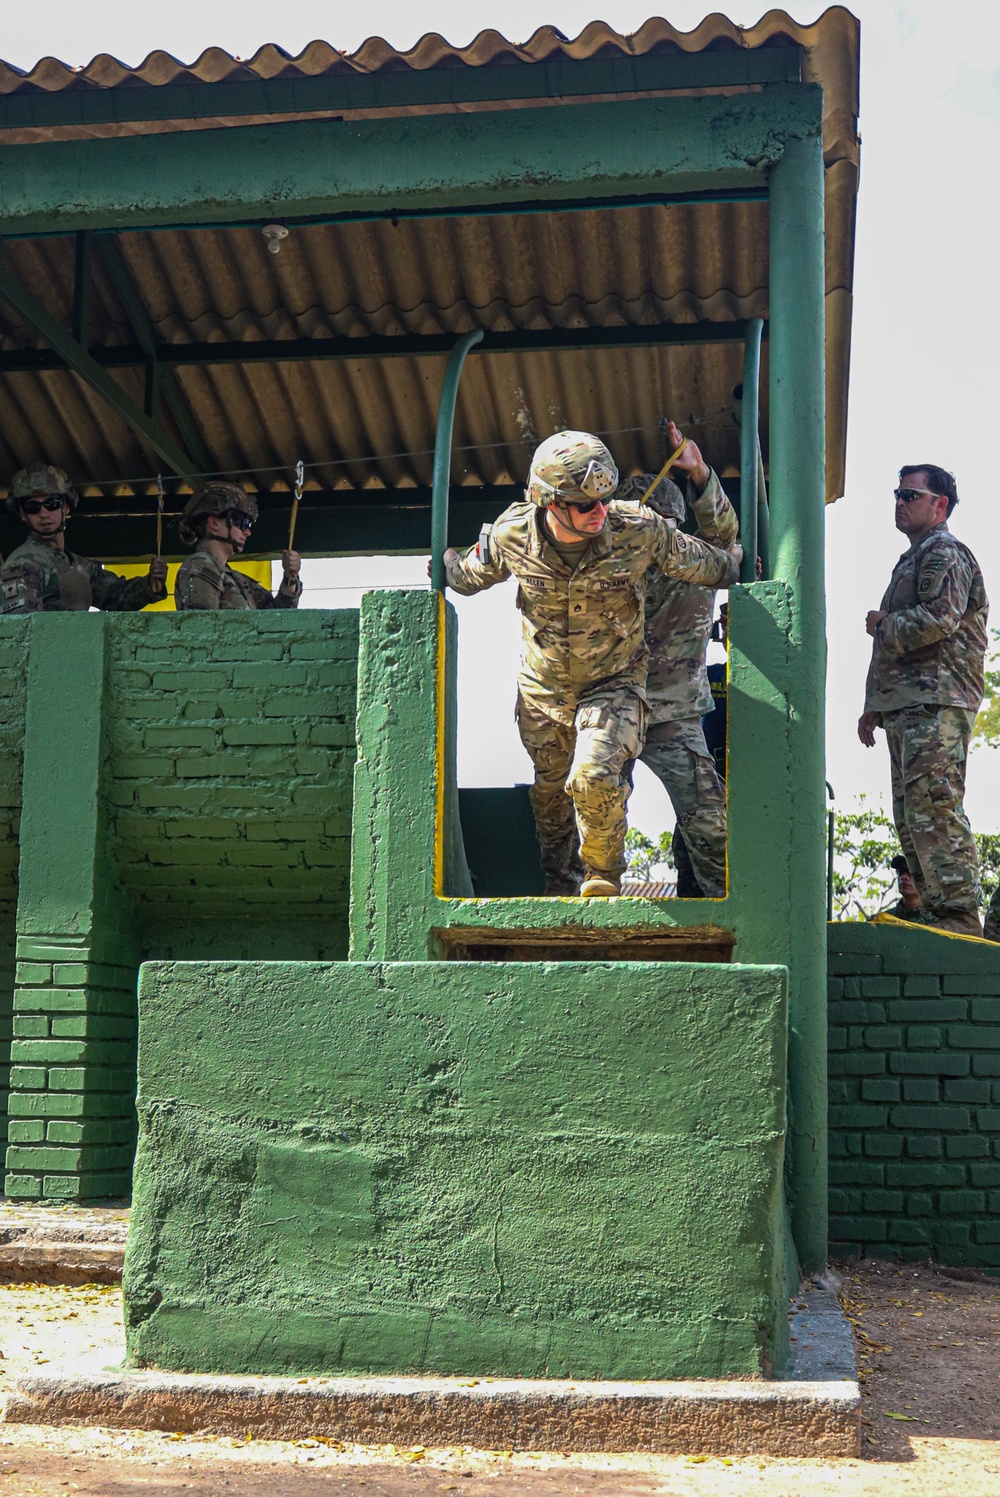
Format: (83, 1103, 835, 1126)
(6, 463, 77, 517)
(526, 431, 619, 509)
(178, 481, 259, 546)
(615, 473, 685, 521)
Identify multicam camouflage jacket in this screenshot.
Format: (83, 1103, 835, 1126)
(0, 535, 162, 613)
(445, 496, 739, 706)
(864, 524, 989, 715)
(174, 543, 301, 611)
(617, 469, 738, 723)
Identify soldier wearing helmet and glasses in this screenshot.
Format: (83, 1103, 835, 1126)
(175, 482, 301, 610)
(441, 430, 741, 898)
(0, 464, 167, 613)
(858, 465, 988, 938)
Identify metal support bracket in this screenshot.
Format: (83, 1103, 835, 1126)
(95, 235, 211, 471)
(0, 244, 199, 479)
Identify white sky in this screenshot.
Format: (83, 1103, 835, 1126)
(6, 1, 1000, 840)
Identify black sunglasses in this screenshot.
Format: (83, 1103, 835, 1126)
(563, 498, 605, 514)
(894, 487, 944, 504)
(21, 496, 65, 515)
(227, 509, 254, 531)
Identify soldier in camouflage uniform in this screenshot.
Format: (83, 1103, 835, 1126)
(616, 420, 738, 898)
(442, 431, 741, 897)
(859, 465, 988, 937)
(175, 482, 302, 610)
(0, 463, 167, 613)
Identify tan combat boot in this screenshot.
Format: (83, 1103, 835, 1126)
(580, 874, 621, 897)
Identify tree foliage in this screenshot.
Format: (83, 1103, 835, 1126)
(973, 628, 1000, 750)
(624, 826, 675, 880)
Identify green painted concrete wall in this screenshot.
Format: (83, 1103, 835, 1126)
(3, 611, 359, 1200)
(829, 922, 1000, 1269)
(350, 586, 826, 1268)
(125, 958, 793, 1380)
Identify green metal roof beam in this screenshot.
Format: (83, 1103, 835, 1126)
(0, 318, 768, 375)
(0, 85, 823, 235)
(0, 246, 199, 478)
(0, 48, 801, 132)
(94, 235, 211, 470)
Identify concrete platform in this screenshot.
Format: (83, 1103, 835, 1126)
(0, 1286, 859, 1456)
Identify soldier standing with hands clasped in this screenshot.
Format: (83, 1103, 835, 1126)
(1, 464, 167, 613)
(440, 430, 741, 897)
(858, 465, 988, 937)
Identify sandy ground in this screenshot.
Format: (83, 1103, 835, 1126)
(0, 1262, 999, 1495)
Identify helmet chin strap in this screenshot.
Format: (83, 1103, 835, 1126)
(552, 501, 592, 538)
(215, 518, 243, 554)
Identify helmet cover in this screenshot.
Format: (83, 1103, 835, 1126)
(7, 463, 77, 516)
(179, 482, 259, 546)
(615, 472, 685, 522)
(526, 431, 619, 509)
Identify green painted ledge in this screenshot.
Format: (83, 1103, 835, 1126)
(125, 959, 793, 1381)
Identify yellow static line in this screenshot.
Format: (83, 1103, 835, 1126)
(636, 439, 688, 506)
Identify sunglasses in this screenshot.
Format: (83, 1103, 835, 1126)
(564, 497, 606, 514)
(227, 510, 254, 531)
(21, 496, 66, 515)
(894, 487, 944, 504)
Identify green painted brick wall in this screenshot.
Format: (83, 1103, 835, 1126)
(125, 958, 794, 1381)
(4, 610, 360, 1201)
(106, 611, 359, 959)
(829, 922, 1000, 1268)
(0, 622, 29, 1152)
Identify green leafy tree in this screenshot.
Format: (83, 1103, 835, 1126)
(625, 826, 675, 881)
(973, 628, 1000, 749)
(830, 795, 901, 920)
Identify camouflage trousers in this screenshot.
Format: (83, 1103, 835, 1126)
(884, 704, 981, 917)
(639, 718, 727, 898)
(516, 687, 647, 891)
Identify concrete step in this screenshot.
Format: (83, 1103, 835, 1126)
(0, 1204, 128, 1284)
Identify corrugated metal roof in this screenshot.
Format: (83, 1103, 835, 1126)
(0, 11, 859, 538)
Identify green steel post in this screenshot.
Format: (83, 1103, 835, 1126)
(739, 318, 763, 583)
(756, 445, 771, 580)
(430, 329, 483, 592)
(768, 131, 827, 1272)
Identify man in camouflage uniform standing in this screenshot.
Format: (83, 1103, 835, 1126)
(859, 465, 988, 937)
(1, 464, 166, 612)
(175, 482, 301, 610)
(442, 431, 741, 897)
(617, 421, 737, 898)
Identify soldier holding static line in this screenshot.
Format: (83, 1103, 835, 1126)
(1, 464, 166, 613)
(175, 482, 301, 611)
(441, 429, 741, 898)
